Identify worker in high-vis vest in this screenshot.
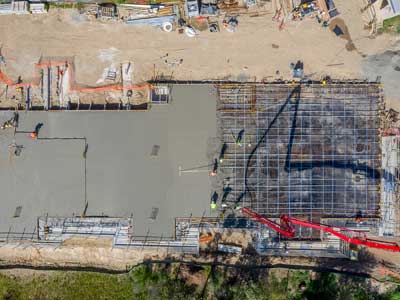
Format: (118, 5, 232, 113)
(210, 191, 218, 210)
(219, 143, 228, 164)
(211, 201, 217, 210)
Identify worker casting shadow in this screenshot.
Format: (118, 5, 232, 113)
(34, 123, 43, 135)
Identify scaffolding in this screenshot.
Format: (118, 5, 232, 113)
(380, 135, 400, 236)
(38, 216, 131, 242)
(217, 83, 383, 220)
(255, 228, 355, 259)
(36, 216, 199, 254)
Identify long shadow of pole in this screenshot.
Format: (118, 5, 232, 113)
(240, 85, 302, 205)
(283, 89, 380, 179)
(284, 86, 301, 173)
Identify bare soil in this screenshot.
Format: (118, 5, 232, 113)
(0, 1, 396, 87)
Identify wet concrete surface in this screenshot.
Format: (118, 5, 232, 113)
(0, 85, 217, 238)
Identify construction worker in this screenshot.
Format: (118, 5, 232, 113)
(355, 211, 363, 224)
(210, 159, 218, 177)
(211, 201, 217, 210)
(221, 186, 232, 208)
(29, 122, 43, 139)
(12, 112, 19, 128)
(236, 129, 244, 147)
(219, 143, 227, 164)
(1, 120, 12, 130)
(322, 76, 332, 85)
(234, 191, 245, 211)
(210, 191, 218, 210)
(1, 112, 18, 130)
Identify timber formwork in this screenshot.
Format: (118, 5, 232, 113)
(217, 83, 383, 219)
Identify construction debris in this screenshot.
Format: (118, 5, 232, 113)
(209, 22, 220, 32)
(184, 26, 197, 37)
(272, 0, 339, 30)
(218, 243, 242, 254)
(223, 16, 238, 32)
(125, 14, 177, 29)
(97, 3, 117, 19)
(185, 0, 200, 17)
(29, 2, 47, 14)
(200, 3, 219, 15)
(1, 112, 18, 130)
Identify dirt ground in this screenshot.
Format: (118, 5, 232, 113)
(0, 238, 397, 284)
(0, 1, 398, 97)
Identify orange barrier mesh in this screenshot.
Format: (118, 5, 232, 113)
(0, 60, 152, 92)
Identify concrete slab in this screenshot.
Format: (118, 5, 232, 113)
(0, 84, 217, 238)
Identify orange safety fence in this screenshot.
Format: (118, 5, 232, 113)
(0, 60, 152, 92)
(72, 83, 151, 92)
(0, 70, 14, 86)
(199, 233, 214, 243)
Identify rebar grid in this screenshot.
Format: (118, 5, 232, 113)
(217, 83, 382, 219)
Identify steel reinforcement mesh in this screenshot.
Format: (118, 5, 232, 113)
(217, 83, 382, 218)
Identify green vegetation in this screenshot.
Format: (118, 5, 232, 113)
(48, 2, 83, 9)
(383, 15, 400, 33)
(129, 265, 400, 300)
(1, 265, 400, 300)
(0, 272, 133, 300)
(130, 264, 195, 300)
(106, 0, 127, 5)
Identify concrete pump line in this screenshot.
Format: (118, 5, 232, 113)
(242, 207, 400, 252)
(241, 85, 300, 203)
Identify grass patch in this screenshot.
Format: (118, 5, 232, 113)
(0, 274, 22, 300)
(107, 0, 129, 4)
(48, 2, 83, 9)
(0, 272, 133, 300)
(1, 266, 400, 300)
(383, 15, 400, 33)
